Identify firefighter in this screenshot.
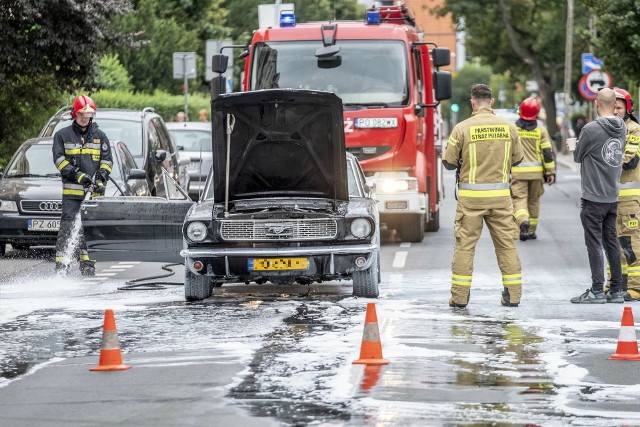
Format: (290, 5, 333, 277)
(511, 97, 556, 240)
(606, 87, 640, 301)
(443, 84, 524, 307)
(52, 95, 112, 276)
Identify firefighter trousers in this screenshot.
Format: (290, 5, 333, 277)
(511, 178, 544, 235)
(55, 198, 91, 267)
(607, 207, 640, 295)
(450, 199, 522, 306)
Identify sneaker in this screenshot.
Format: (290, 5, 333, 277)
(606, 291, 624, 303)
(519, 221, 530, 241)
(501, 289, 519, 307)
(570, 288, 606, 304)
(624, 289, 640, 302)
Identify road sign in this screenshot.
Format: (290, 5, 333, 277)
(585, 70, 612, 93)
(172, 52, 197, 79)
(581, 53, 603, 75)
(578, 75, 596, 101)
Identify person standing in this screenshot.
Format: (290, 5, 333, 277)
(198, 108, 209, 122)
(52, 95, 112, 276)
(605, 87, 640, 302)
(570, 88, 626, 303)
(511, 97, 556, 240)
(443, 84, 524, 308)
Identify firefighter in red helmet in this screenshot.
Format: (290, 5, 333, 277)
(605, 87, 640, 301)
(511, 97, 556, 240)
(52, 94, 112, 276)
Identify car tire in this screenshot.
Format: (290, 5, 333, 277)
(352, 250, 380, 298)
(0, 243, 5, 258)
(426, 209, 440, 232)
(399, 214, 424, 242)
(184, 269, 213, 301)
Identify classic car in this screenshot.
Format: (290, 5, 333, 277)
(82, 90, 380, 300)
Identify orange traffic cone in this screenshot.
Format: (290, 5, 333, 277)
(353, 302, 389, 365)
(90, 309, 132, 371)
(610, 306, 640, 361)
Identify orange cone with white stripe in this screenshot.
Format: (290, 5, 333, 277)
(609, 307, 640, 361)
(353, 303, 389, 365)
(90, 309, 132, 371)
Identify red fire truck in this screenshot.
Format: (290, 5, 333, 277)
(212, 5, 451, 242)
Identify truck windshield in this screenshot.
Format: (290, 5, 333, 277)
(251, 40, 409, 106)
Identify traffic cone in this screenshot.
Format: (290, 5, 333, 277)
(353, 302, 389, 365)
(609, 306, 640, 361)
(90, 309, 132, 371)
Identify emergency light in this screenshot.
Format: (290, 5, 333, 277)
(366, 10, 380, 25)
(280, 11, 296, 27)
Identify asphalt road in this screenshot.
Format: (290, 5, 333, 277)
(1, 156, 640, 426)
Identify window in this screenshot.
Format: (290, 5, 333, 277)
(6, 144, 59, 177)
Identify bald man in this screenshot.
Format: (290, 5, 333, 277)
(571, 87, 628, 303)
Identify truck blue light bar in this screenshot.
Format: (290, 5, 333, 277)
(366, 10, 380, 25)
(280, 11, 296, 27)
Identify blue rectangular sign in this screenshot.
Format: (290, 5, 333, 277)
(582, 53, 603, 75)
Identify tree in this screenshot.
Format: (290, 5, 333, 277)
(97, 54, 134, 92)
(437, 0, 590, 137)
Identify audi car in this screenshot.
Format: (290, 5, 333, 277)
(0, 137, 149, 256)
(81, 90, 380, 301)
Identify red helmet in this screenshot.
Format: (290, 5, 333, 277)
(519, 97, 541, 120)
(71, 94, 96, 118)
(614, 87, 634, 113)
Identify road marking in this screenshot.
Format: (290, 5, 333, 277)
(400, 242, 411, 248)
(118, 262, 141, 265)
(104, 269, 127, 272)
(393, 251, 408, 268)
(82, 277, 108, 282)
(115, 264, 135, 268)
(95, 273, 117, 276)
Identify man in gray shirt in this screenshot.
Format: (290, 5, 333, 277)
(571, 88, 627, 303)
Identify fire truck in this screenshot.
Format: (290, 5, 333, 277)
(212, 5, 452, 242)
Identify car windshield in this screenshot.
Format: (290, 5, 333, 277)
(169, 129, 212, 151)
(51, 118, 143, 158)
(5, 144, 59, 177)
(251, 40, 409, 106)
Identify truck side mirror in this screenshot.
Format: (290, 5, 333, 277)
(414, 103, 427, 118)
(211, 54, 229, 74)
(211, 75, 227, 100)
(432, 48, 450, 68)
(433, 71, 452, 101)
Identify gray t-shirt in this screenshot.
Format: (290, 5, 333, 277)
(573, 116, 626, 203)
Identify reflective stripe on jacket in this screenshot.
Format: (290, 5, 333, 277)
(512, 125, 555, 180)
(619, 119, 640, 204)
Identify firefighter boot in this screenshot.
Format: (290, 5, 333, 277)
(449, 285, 470, 308)
(519, 221, 530, 241)
(54, 262, 69, 276)
(501, 284, 521, 307)
(80, 260, 96, 277)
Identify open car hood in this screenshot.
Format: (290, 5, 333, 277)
(211, 89, 348, 203)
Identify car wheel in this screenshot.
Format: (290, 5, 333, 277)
(184, 268, 213, 301)
(0, 243, 5, 258)
(399, 214, 424, 242)
(270, 277, 296, 286)
(352, 250, 380, 298)
(12, 244, 30, 250)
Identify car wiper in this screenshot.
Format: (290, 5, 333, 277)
(343, 103, 389, 109)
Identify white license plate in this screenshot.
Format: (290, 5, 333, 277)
(28, 219, 60, 232)
(355, 118, 398, 129)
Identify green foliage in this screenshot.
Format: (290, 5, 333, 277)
(582, 0, 640, 85)
(97, 54, 134, 92)
(445, 64, 492, 120)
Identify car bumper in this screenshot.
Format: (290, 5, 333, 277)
(375, 192, 426, 216)
(0, 214, 59, 245)
(181, 243, 378, 278)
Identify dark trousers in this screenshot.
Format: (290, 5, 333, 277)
(580, 198, 622, 292)
(55, 198, 89, 265)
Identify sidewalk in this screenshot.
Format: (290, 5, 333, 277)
(555, 150, 580, 173)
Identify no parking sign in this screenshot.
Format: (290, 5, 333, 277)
(579, 70, 612, 101)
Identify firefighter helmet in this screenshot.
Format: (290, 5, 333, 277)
(614, 87, 634, 113)
(519, 97, 541, 120)
(71, 95, 96, 118)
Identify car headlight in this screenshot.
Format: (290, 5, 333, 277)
(350, 218, 372, 238)
(378, 178, 418, 193)
(186, 221, 208, 242)
(0, 200, 18, 212)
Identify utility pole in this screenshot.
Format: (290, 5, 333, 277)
(588, 13, 596, 121)
(562, 0, 574, 147)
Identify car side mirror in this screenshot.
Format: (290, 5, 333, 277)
(154, 150, 167, 162)
(127, 168, 147, 180)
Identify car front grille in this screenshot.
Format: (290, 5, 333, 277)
(220, 219, 337, 241)
(20, 200, 63, 214)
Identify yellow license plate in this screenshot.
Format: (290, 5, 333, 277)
(248, 258, 308, 271)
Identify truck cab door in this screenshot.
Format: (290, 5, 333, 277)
(82, 169, 193, 263)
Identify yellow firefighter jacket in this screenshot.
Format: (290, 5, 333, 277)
(511, 123, 555, 180)
(443, 106, 523, 207)
(618, 118, 640, 206)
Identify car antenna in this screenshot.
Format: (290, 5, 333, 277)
(224, 113, 236, 218)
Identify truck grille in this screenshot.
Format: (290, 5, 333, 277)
(20, 200, 63, 214)
(220, 219, 337, 241)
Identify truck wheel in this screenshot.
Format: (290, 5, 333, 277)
(353, 251, 380, 298)
(426, 209, 440, 232)
(399, 214, 424, 242)
(184, 269, 213, 301)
